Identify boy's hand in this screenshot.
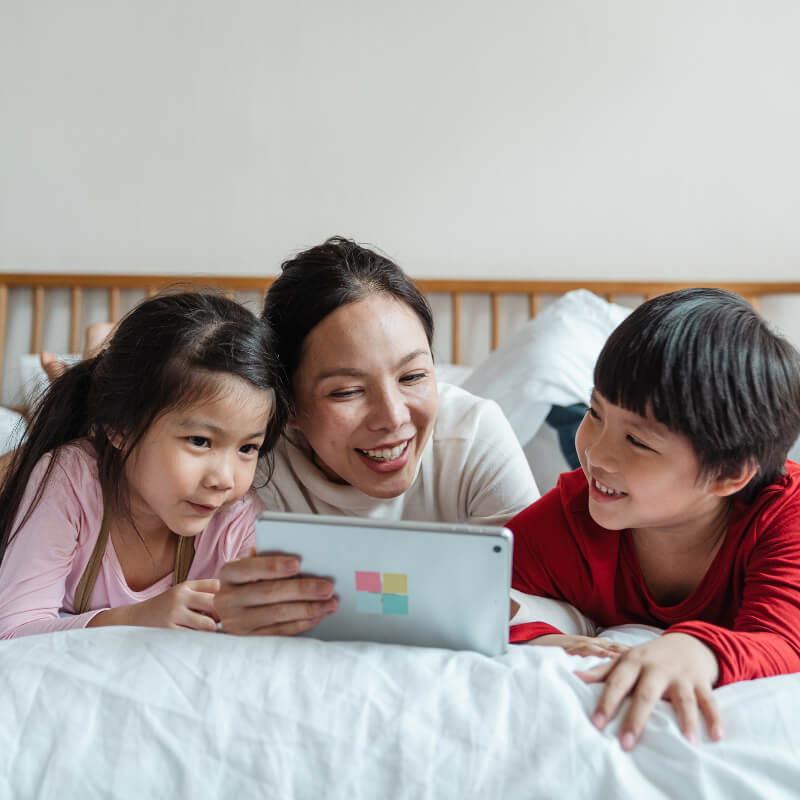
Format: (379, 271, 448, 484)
(531, 633, 629, 659)
(575, 632, 722, 750)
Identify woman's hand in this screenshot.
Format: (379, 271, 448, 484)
(214, 554, 338, 636)
(575, 632, 722, 750)
(531, 633, 629, 659)
(88, 579, 221, 632)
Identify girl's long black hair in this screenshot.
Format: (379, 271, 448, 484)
(0, 291, 288, 565)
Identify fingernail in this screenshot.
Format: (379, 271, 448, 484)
(687, 730, 698, 746)
(324, 598, 338, 613)
(621, 732, 635, 751)
(314, 581, 333, 597)
(711, 724, 724, 741)
(591, 713, 606, 729)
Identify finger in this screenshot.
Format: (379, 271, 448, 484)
(668, 683, 700, 745)
(247, 615, 328, 637)
(219, 598, 338, 636)
(185, 590, 221, 621)
(696, 686, 724, 741)
(618, 673, 667, 750)
(215, 575, 335, 613)
(182, 578, 221, 593)
(84, 321, 114, 357)
(176, 610, 219, 633)
(218, 553, 301, 585)
(590, 659, 642, 732)
(575, 661, 616, 682)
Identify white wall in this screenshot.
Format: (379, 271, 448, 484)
(2, 0, 800, 280)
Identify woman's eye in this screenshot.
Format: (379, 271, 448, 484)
(588, 407, 600, 420)
(329, 388, 361, 399)
(187, 436, 210, 448)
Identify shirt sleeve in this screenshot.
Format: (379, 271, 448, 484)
(0, 451, 106, 638)
(667, 499, 800, 685)
(229, 491, 263, 561)
(461, 397, 541, 527)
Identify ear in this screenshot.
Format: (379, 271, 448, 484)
(711, 460, 759, 497)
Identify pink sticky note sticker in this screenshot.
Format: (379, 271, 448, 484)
(355, 571, 381, 592)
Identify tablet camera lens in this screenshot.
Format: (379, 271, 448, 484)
(493, 545, 501, 553)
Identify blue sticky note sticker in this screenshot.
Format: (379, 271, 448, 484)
(355, 592, 383, 614)
(382, 594, 409, 615)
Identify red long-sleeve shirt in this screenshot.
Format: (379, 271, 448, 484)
(509, 463, 800, 686)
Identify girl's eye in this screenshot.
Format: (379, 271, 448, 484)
(400, 371, 428, 384)
(239, 443, 261, 455)
(187, 436, 210, 448)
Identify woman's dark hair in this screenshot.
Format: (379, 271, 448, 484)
(263, 236, 434, 400)
(594, 287, 800, 501)
(0, 291, 288, 563)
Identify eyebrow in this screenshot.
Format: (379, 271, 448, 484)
(314, 349, 431, 382)
(590, 391, 666, 439)
(175, 419, 265, 440)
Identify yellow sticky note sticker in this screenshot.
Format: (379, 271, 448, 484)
(382, 573, 408, 594)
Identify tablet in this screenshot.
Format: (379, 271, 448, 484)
(255, 512, 512, 656)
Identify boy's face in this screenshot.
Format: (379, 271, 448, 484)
(575, 390, 727, 533)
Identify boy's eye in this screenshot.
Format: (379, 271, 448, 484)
(187, 436, 210, 448)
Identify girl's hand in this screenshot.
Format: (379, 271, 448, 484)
(532, 633, 629, 659)
(89, 579, 221, 632)
(576, 632, 722, 750)
(214, 554, 338, 636)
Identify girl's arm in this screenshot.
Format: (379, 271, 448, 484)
(0, 450, 108, 638)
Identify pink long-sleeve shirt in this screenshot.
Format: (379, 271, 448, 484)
(0, 441, 262, 638)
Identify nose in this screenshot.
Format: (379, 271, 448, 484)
(577, 416, 618, 474)
(367, 384, 411, 432)
(203, 453, 235, 492)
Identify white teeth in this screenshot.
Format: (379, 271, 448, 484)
(595, 479, 624, 496)
(361, 441, 408, 461)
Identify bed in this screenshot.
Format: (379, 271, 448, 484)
(1, 274, 800, 799)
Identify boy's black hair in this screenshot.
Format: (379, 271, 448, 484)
(263, 236, 434, 404)
(594, 288, 800, 502)
(0, 291, 288, 564)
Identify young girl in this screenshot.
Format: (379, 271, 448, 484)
(509, 288, 800, 750)
(0, 292, 287, 638)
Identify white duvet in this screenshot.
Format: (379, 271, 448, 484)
(1, 625, 798, 799)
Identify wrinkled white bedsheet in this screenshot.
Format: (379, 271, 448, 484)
(1, 625, 798, 799)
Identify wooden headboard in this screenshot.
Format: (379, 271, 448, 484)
(2, 273, 800, 405)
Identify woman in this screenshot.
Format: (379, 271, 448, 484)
(215, 237, 539, 635)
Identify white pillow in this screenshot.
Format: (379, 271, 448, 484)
(461, 290, 631, 446)
(0, 407, 25, 455)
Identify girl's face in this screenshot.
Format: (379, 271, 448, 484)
(123, 375, 272, 539)
(290, 293, 438, 499)
(575, 389, 728, 535)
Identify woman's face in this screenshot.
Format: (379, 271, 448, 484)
(290, 293, 438, 499)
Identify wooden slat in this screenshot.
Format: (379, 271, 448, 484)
(69, 287, 82, 353)
(491, 293, 501, 351)
(528, 293, 540, 318)
(108, 287, 121, 322)
(451, 292, 462, 365)
(0, 284, 7, 400)
(32, 286, 44, 354)
(605, 293, 617, 304)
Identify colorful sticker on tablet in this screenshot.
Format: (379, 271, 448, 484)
(354, 571, 409, 615)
